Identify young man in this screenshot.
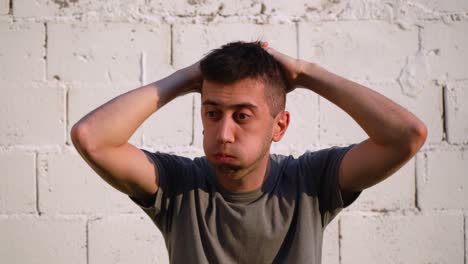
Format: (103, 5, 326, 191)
(71, 41, 427, 263)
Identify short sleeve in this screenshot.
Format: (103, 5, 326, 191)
(128, 149, 197, 233)
(298, 145, 362, 226)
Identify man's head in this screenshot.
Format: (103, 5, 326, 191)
(200, 41, 292, 117)
(199, 41, 291, 183)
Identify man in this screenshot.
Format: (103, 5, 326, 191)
(71, 41, 427, 263)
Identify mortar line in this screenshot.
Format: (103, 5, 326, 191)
(86, 219, 90, 264)
(65, 86, 70, 145)
(34, 151, 41, 216)
(442, 85, 448, 142)
(464, 215, 466, 264)
(338, 218, 342, 264)
(417, 25, 422, 52)
(190, 95, 196, 146)
(295, 22, 300, 59)
(44, 22, 48, 81)
(170, 24, 174, 66)
(414, 153, 420, 210)
(140, 52, 145, 86)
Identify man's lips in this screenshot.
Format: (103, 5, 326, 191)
(213, 153, 236, 162)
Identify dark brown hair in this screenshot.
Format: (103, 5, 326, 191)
(200, 41, 291, 117)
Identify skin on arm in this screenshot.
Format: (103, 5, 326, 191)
(263, 43, 427, 195)
(71, 62, 202, 204)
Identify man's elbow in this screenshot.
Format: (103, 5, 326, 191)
(70, 122, 95, 155)
(404, 121, 428, 156)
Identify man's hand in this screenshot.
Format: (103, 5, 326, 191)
(261, 42, 305, 91)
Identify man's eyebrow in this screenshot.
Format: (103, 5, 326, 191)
(202, 99, 258, 109)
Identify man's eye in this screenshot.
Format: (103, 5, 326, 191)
(236, 112, 250, 121)
(206, 111, 219, 118)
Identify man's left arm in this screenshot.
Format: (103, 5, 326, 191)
(266, 45, 427, 195)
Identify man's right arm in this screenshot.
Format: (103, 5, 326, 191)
(70, 63, 201, 205)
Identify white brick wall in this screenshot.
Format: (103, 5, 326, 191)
(340, 213, 464, 263)
(0, 0, 8, 15)
(0, 23, 45, 81)
(1, 0, 467, 263)
(0, 216, 87, 264)
(0, 149, 36, 213)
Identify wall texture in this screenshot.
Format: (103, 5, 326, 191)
(1, 0, 467, 263)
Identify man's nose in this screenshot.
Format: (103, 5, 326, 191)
(216, 117, 235, 144)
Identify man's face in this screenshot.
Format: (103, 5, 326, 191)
(201, 78, 288, 179)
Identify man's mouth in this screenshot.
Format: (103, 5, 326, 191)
(213, 153, 236, 162)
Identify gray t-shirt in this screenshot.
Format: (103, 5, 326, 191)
(129, 145, 361, 263)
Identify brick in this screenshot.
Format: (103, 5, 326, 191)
(0, 150, 36, 213)
(47, 23, 170, 83)
(178, 23, 297, 147)
(0, 0, 8, 15)
(322, 218, 339, 264)
(346, 159, 415, 211)
(446, 80, 468, 144)
(68, 82, 143, 146)
(299, 21, 418, 82)
(319, 81, 442, 144)
(173, 23, 297, 68)
(422, 21, 468, 80)
(411, 0, 468, 14)
(262, 0, 353, 18)
(143, 94, 193, 147)
(218, 1, 262, 16)
(0, 23, 45, 81)
(14, 0, 144, 17)
(341, 213, 464, 263)
(417, 149, 468, 210)
(88, 215, 168, 264)
(38, 150, 141, 214)
(0, 216, 86, 264)
(0, 82, 65, 145)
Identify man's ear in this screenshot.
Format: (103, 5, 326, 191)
(272, 111, 290, 142)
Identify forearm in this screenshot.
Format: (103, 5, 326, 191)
(298, 62, 427, 150)
(71, 68, 198, 151)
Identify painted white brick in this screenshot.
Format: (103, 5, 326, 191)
(0, 216, 86, 264)
(88, 215, 168, 264)
(38, 150, 141, 214)
(262, 0, 349, 18)
(173, 23, 297, 68)
(68, 82, 143, 146)
(0, 0, 8, 15)
(446, 80, 468, 144)
(143, 94, 194, 147)
(346, 159, 415, 211)
(322, 218, 339, 264)
(0, 150, 36, 213)
(341, 213, 464, 264)
(417, 149, 468, 210)
(177, 23, 297, 147)
(423, 21, 468, 80)
(412, 0, 468, 14)
(14, 0, 144, 17)
(48, 23, 170, 82)
(218, 0, 262, 16)
(319, 81, 442, 144)
(299, 21, 418, 82)
(0, 82, 65, 145)
(0, 23, 45, 81)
